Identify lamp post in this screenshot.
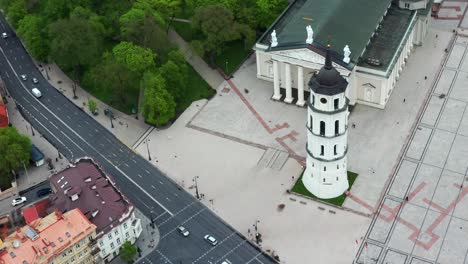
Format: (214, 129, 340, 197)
(146, 138, 151, 161)
(225, 60, 229, 74)
(110, 115, 114, 128)
(30, 124, 35, 136)
(21, 160, 30, 185)
(193, 176, 200, 200)
(45, 65, 50, 80)
(150, 207, 155, 229)
(253, 220, 260, 244)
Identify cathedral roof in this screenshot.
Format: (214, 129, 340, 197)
(308, 47, 348, 96)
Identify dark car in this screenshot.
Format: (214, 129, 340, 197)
(36, 188, 51, 197)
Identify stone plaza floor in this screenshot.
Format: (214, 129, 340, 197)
(355, 35, 468, 264)
(189, 28, 453, 216)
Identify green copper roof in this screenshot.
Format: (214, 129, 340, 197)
(258, 0, 392, 63)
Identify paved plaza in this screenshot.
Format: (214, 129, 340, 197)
(355, 35, 468, 264)
(189, 28, 453, 216)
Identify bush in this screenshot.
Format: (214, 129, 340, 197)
(88, 99, 98, 115)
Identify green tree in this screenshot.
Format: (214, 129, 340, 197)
(112, 41, 156, 77)
(119, 241, 137, 263)
(49, 16, 103, 97)
(191, 4, 242, 65)
(141, 72, 176, 125)
(17, 15, 50, 61)
(256, 0, 288, 29)
(7, 0, 27, 28)
(159, 60, 186, 103)
(0, 127, 32, 181)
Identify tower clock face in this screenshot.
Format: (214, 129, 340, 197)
(320, 98, 327, 104)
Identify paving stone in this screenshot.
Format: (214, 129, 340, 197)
(421, 96, 444, 126)
(383, 250, 408, 264)
(434, 69, 456, 95)
(446, 44, 465, 68)
(437, 99, 466, 133)
(389, 160, 418, 199)
(445, 134, 468, 174)
(406, 127, 432, 160)
(423, 129, 455, 168)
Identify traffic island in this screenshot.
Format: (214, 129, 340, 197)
(291, 171, 358, 207)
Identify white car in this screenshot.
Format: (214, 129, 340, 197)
(204, 234, 218, 246)
(12, 197, 26, 206)
(177, 226, 190, 237)
(32, 88, 42, 98)
(32, 77, 38, 84)
(20, 74, 27, 81)
(221, 260, 232, 264)
(2, 32, 7, 39)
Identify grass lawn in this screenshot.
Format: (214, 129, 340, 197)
(291, 171, 358, 207)
(176, 63, 215, 112)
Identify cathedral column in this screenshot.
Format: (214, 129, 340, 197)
(296, 66, 305, 106)
(284, 63, 293, 103)
(272, 60, 281, 100)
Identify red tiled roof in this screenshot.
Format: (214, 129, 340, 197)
(22, 200, 51, 224)
(48, 158, 133, 235)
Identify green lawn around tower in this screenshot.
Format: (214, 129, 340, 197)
(291, 171, 358, 206)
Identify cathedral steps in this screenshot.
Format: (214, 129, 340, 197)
(257, 148, 289, 170)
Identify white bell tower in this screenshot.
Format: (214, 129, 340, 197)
(302, 47, 349, 199)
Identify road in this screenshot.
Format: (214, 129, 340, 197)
(0, 15, 277, 264)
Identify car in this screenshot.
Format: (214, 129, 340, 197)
(36, 188, 51, 197)
(32, 78, 38, 84)
(221, 261, 232, 264)
(203, 235, 218, 246)
(2, 32, 7, 39)
(20, 74, 27, 81)
(177, 226, 190, 237)
(32, 88, 42, 98)
(12, 197, 26, 206)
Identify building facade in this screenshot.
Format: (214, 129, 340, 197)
(48, 157, 142, 263)
(303, 48, 350, 199)
(254, 0, 431, 109)
(0, 209, 97, 264)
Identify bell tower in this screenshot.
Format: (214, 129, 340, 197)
(302, 47, 349, 199)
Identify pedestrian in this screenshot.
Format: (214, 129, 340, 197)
(436, 34, 438, 38)
(292, 176, 295, 180)
(403, 98, 406, 103)
(352, 123, 356, 128)
(424, 76, 427, 80)
(405, 196, 409, 201)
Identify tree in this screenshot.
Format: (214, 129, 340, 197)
(49, 16, 104, 97)
(159, 60, 187, 103)
(0, 127, 32, 181)
(7, 0, 27, 28)
(120, 241, 137, 263)
(112, 41, 156, 77)
(141, 72, 176, 126)
(191, 4, 242, 66)
(256, 0, 288, 29)
(17, 15, 50, 61)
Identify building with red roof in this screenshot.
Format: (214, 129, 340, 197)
(48, 157, 142, 263)
(0, 95, 8, 128)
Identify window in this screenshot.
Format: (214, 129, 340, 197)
(337, 165, 339, 169)
(334, 145, 337, 155)
(125, 232, 129, 238)
(68, 248, 73, 254)
(99, 241, 104, 247)
(324, 166, 326, 171)
(310, 116, 313, 129)
(335, 120, 339, 135)
(320, 98, 327, 104)
(71, 257, 75, 263)
(323, 178, 326, 183)
(102, 249, 106, 256)
(114, 229, 119, 236)
(312, 95, 315, 105)
(84, 249, 88, 254)
(117, 238, 121, 245)
(62, 252, 67, 258)
(108, 234, 112, 240)
(110, 242, 115, 249)
(79, 253, 83, 259)
(336, 177, 339, 181)
(76, 243, 81, 249)
(320, 121, 325, 136)
(123, 223, 128, 229)
(405, 3, 410, 8)
(320, 145, 324, 156)
(334, 98, 339, 110)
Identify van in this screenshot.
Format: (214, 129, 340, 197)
(32, 88, 42, 98)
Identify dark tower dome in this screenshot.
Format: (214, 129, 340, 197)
(308, 46, 348, 96)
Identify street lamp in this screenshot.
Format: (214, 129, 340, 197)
(21, 160, 30, 185)
(193, 176, 200, 200)
(150, 207, 155, 229)
(146, 138, 151, 161)
(45, 65, 50, 80)
(225, 60, 229, 74)
(30, 124, 35, 136)
(253, 220, 260, 244)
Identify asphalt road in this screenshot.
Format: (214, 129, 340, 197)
(0, 15, 277, 264)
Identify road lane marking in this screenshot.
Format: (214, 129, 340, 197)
(166, 197, 171, 201)
(0, 46, 174, 217)
(151, 185, 156, 189)
(138, 174, 142, 178)
(145, 170, 150, 174)
(159, 181, 163, 185)
(192, 232, 237, 264)
(246, 253, 263, 264)
(124, 163, 129, 167)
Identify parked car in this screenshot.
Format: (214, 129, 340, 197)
(221, 261, 232, 264)
(32, 88, 42, 98)
(2, 32, 7, 39)
(32, 78, 38, 84)
(12, 197, 27, 206)
(20, 74, 27, 81)
(36, 188, 51, 198)
(177, 226, 190, 237)
(204, 235, 218, 246)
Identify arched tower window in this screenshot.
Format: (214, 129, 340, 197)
(320, 121, 325, 136)
(310, 116, 313, 129)
(335, 120, 339, 135)
(320, 145, 324, 156)
(334, 98, 339, 110)
(312, 95, 315, 106)
(334, 145, 337, 155)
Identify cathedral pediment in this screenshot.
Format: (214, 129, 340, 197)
(270, 48, 350, 73)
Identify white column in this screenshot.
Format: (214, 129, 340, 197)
(256, 52, 261, 77)
(296, 66, 305, 106)
(272, 60, 281, 100)
(284, 63, 293, 103)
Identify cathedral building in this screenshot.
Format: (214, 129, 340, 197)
(254, 0, 431, 109)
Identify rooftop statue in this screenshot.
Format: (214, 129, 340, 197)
(306, 25, 313, 44)
(271, 30, 278, 47)
(343, 45, 351, 63)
